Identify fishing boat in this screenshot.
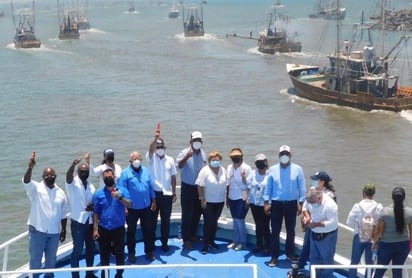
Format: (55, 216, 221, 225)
(11, 0, 41, 49)
(74, 0, 91, 30)
(168, 4, 179, 18)
(309, 0, 346, 20)
(257, 3, 302, 54)
(182, 4, 204, 37)
(127, 0, 135, 13)
(57, 0, 80, 40)
(0, 212, 368, 278)
(287, 5, 412, 112)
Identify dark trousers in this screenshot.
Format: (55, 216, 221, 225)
(250, 204, 270, 249)
(202, 202, 224, 244)
(97, 226, 125, 277)
(270, 200, 297, 258)
(151, 191, 173, 246)
(126, 206, 154, 255)
(70, 220, 95, 278)
(181, 182, 202, 241)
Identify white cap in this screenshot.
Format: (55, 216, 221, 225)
(191, 131, 202, 140)
(255, 153, 267, 162)
(279, 145, 291, 153)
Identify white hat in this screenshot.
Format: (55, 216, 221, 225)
(255, 153, 267, 162)
(191, 131, 202, 140)
(279, 145, 291, 153)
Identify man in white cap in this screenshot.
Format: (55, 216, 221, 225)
(263, 145, 306, 267)
(176, 131, 207, 250)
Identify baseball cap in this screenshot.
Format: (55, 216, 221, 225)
(191, 131, 202, 140)
(255, 153, 267, 162)
(279, 145, 291, 154)
(310, 171, 331, 182)
(103, 149, 114, 156)
(229, 148, 242, 157)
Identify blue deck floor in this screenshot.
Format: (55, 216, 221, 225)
(53, 237, 348, 278)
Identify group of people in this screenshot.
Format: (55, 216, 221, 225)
(22, 131, 412, 278)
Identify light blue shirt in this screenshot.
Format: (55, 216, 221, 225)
(263, 163, 306, 203)
(176, 147, 207, 185)
(117, 165, 155, 210)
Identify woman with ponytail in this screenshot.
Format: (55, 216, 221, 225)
(372, 187, 412, 278)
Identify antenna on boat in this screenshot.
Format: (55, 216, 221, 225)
(32, 0, 35, 33)
(10, 0, 16, 28)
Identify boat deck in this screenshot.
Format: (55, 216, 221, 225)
(54, 237, 347, 278)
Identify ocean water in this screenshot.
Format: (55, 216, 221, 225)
(1, 0, 412, 271)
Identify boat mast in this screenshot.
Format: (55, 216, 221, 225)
(10, 0, 16, 28)
(336, 0, 341, 92)
(32, 0, 35, 33)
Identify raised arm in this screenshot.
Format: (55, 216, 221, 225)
(66, 158, 81, 184)
(23, 153, 36, 183)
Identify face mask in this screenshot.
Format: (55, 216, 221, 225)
(231, 156, 241, 164)
(104, 177, 115, 187)
(255, 161, 266, 170)
(192, 141, 202, 150)
(79, 171, 89, 181)
(132, 159, 141, 169)
(44, 176, 56, 187)
(106, 156, 114, 163)
(279, 155, 290, 164)
(156, 148, 165, 157)
(210, 160, 220, 168)
(312, 202, 320, 208)
(311, 179, 318, 188)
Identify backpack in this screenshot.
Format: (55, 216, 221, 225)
(358, 203, 377, 242)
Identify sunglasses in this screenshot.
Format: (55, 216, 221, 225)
(156, 146, 165, 149)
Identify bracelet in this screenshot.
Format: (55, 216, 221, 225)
(118, 196, 123, 201)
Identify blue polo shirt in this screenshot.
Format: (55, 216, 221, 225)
(117, 165, 155, 210)
(93, 186, 130, 230)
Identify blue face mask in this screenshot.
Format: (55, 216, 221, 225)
(311, 179, 318, 188)
(210, 160, 220, 168)
(312, 202, 320, 208)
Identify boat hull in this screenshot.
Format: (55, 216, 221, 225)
(14, 39, 41, 48)
(58, 30, 80, 40)
(258, 39, 302, 54)
(287, 64, 412, 112)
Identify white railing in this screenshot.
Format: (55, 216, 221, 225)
(311, 264, 411, 278)
(0, 231, 28, 273)
(1, 264, 258, 278)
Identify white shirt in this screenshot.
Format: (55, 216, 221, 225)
(66, 175, 96, 224)
(305, 193, 338, 233)
(23, 179, 68, 234)
(146, 153, 177, 195)
(227, 162, 252, 200)
(247, 169, 269, 206)
(196, 165, 228, 203)
(346, 199, 383, 234)
(89, 162, 122, 188)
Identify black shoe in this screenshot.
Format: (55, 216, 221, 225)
(162, 244, 170, 252)
(209, 242, 218, 250)
(128, 252, 136, 263)
(201, 245, 209, 254)
(114, 273, 123, 278)
(253, 246, 263, 253)
(287, 254, 298, 262)
(268, 257, 277, 267)
(146, 252, 155, 261)
(85, 274, 98, 278)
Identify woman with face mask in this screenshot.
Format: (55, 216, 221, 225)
(246, 153, 270, 254)
(226, 148, 252, 251)
(196, 151, 228, 255)
(85, 149, 122, 189)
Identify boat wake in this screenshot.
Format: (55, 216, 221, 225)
(174, 33, 220, 41)
(124, 11, 138, 14)
(399, 110, 412, 122)
(81, 28, 106, 34)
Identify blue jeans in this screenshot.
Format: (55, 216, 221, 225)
(70, 220, 95, 278)
(348, 234, 373, 278)
(310, 229, 338, 278)
(229, 198, 249, 245)
(373, 240, 409, 278)
(29, 225, 60, 278)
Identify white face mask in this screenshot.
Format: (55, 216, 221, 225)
(132, 159, 141, 169)
(192, 141, 202, 150)
(280, 154, 290, 164)
(156, 148, 165, 157)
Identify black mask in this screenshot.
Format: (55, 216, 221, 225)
(44, 176, 56, 187)
(104, 177, 115, 187)
(79, 171, 89, 181)
(106, 156, 114, 163)
(231, 156, 241, 164)
(255, 161, 266, 170)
